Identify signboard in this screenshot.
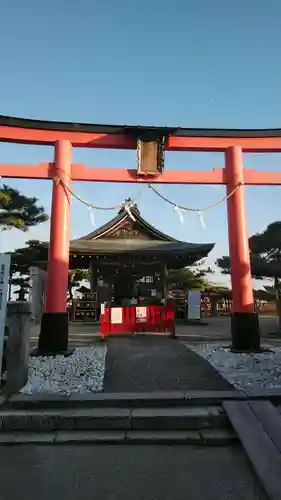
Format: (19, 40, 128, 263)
(136, 306, 147, 323)
(100, 303, 105, 315)
(187, 290, 201, 320)
(110, 307, 123, 324)
(0, 254, 11, 375)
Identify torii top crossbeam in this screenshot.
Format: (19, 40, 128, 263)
(1, 115, 281, 185)
(1, 114, 281, 152)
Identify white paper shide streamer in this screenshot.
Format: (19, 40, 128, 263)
(198, 211, 206, 229)
(88, 207, 95, 227)
(174, 205, 184, 225)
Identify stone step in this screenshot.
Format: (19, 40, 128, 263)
(1, 390, 245, 410)
(0, 428, 238, 446)
(0, 406, 230, 432)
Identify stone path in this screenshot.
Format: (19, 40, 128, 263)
(0, 445, 265, 500)
(103, 337, 232, 392)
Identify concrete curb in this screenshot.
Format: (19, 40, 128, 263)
(2, 389, 281, 411)
(0, 390, 246, 409)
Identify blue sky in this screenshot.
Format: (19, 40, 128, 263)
(1, 0, 281, 287)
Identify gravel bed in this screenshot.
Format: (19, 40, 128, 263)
(21, 346, 107, 395)
(186, 343, 281, 395)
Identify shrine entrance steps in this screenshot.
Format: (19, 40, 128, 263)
(1, 393, 281, 497)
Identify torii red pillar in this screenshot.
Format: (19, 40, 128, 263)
(225, 146, 260, 351)
(38, 140, 72, 354)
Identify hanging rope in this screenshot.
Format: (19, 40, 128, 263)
(148, 182, 242, 213)
(53, 173, 141, 212)
(62, 182, 122, 210)
(52, 169, 242, 230)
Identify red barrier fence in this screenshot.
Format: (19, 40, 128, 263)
(100, 304, 175, 339)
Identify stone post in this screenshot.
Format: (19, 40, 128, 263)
(30, 266, 46, 324)
(4, 301, 31, 396)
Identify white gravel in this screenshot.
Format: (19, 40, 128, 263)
(21, 346, 107, 395)
(186, 343, 281, 395)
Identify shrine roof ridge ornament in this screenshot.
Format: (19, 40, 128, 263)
(1, 114, 281, 138)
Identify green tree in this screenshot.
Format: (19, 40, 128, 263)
(9, 240, 91, 303)
(168, 268, 205, 291)
(9, 240, 48, 274)
(168, 263, 214, 292)
(217, 221, 281, 328)
(7, 240, 47, 302)
(0, 184, 48, 231)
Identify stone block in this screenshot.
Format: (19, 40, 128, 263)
(12, 433, 56, 444)
(206, 406, 230, 428)
(7, 393, 70, 409)
(68, 408, 131, 430)
(54, 431, 126, 443)
(206, 406, 223, 417)
(0, 433, 16, 444)
(200, 429, 238, 445)
(184, 390, 247, 405)
(5, 301, 32, 396)
(0, 411, 62, 432)
(126, 430, 202, 444)
(131, 407, 210, 430)
(0, 408, 131, 432)
(69, 391, 186, 408)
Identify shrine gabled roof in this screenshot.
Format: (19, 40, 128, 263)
(70, 238, 214, 257)
(69, 204, 215, 259)
(71, 204, 178, 243)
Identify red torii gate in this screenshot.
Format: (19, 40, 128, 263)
(1, 116, 281, 353)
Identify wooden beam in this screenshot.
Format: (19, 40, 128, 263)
(71, 166, 226, 184)
(0, 163, 225, 183)
(0, 126, 135, 149)
(0, 163, 51, 179)
(1, 163, 281, 185)
(168, 135, 281, 152)
(1, 123, 281, 151)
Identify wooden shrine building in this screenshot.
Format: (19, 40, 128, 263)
(68, 199, 214, 316)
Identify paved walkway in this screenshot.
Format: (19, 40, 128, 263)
(103, 337, 232, 392)
(0, 444, 266, 500)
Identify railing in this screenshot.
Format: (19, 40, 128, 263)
(100, 304, 175, 339)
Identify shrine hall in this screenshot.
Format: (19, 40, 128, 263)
(65, 199, 214, 318)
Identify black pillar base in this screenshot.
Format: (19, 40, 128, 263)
(231, 312, 260, 352)
(35, 312, 72, 356)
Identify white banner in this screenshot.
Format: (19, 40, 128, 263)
(188, 290, 201, 320)
(136, 306, 147, 323)
(110, 307, 123, 324)
(0, 254, 11, 374)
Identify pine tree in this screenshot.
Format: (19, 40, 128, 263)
(0, 184, 48, 231)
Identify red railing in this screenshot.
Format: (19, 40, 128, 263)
(100, 304, 175, 339)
